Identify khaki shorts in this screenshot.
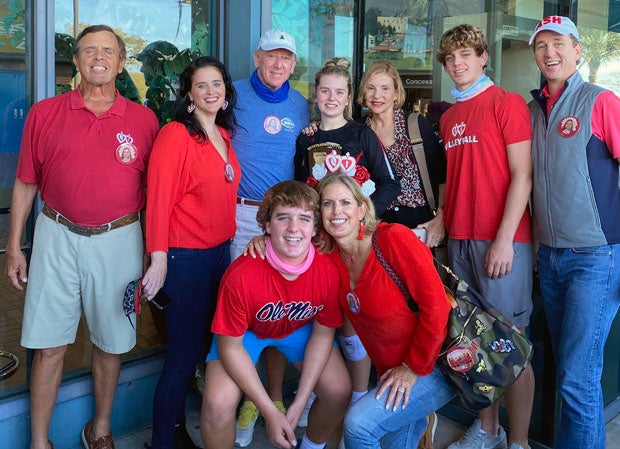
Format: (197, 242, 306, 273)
(21, 212, 143, 354)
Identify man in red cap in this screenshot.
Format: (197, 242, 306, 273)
(529, 15, 620, 449)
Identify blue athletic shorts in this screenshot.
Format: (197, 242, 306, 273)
(206, 322, 313, 364)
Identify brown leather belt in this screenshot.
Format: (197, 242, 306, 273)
(236, 196, 262, 207)
(42, 204, 140, 237)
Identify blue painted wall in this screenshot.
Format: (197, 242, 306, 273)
(0, 355, 164, 449)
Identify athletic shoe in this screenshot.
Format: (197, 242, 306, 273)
(417, 412, 438, 449)
(235, 401, 259, 447)
(508, 444, 531, 449)
(447, 419, 507, 449)
(273, 400, 287, 414)
(235, 400, 287, 447)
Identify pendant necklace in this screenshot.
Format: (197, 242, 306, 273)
(203, 121, 235, 183)
(224, 163, 235, 182)
(340, 242, 359, 264)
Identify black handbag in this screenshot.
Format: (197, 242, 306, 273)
(372, 233, 534, 410)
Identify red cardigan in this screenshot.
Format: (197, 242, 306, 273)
(330, 222, 450, 376)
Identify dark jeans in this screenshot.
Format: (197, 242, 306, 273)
(151, 242, 231, 449)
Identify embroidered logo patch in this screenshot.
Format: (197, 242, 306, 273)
(281, 117, 295, 130)
(346, 291, 360, 314)
(557, 115, 580, 138)
(474, 383, 494, 394)
(115, 132, 138, 165)
(488, 338, 517, 353)
(264, 115, 282, 134)
(446, 345, 475, 373)
(475, 319, 487, 336)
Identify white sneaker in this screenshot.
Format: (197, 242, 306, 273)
(446, 419, 507, 449)
(235, 400, 286, 447)
(508, 444, 531, 449)
(235, 401, 259, 447)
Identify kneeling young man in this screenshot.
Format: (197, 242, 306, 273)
(200, 181, 351, 449)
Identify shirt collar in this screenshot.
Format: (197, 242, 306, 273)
(70, 87, 126, 117)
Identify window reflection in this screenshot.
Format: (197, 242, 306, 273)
(55, 0, 210, 123)
(576, 24, 620, 95)
(272, 0, 356, 106)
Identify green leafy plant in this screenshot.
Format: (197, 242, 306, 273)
(137, 42, 193, 125)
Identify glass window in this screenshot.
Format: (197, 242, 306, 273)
(576, 0, 620, 95)
(362, 0, 544, 113)
(272, 0, 356, 115)
(1, 0, 28, 398)
(0, 0, 214, 399)
(55, 0, 212, 124)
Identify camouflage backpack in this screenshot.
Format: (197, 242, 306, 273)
(438, 273, 534, 410)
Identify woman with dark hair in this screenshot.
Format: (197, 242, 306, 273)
(142, 56, 240, 449)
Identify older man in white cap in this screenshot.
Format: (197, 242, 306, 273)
(529, 15, 620, 449)
(230, 30, 309, 260)
(229, 29, 309, 447)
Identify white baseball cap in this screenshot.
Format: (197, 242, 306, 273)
(258, 29, 297, 55)
(529, 16, 580, 45)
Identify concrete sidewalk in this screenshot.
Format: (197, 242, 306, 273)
(116, 407, 620, 449)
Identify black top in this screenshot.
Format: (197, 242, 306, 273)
(294, 121, 401, 216)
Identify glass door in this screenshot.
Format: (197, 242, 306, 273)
(0, 0, 28, 397)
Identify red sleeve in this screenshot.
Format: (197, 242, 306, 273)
(15, 104, 44, 185)
(378, 224, 451, 375)
(498, 91, 532, 146)
(145, 123, 191, 254)
(592, 91, 620, 158)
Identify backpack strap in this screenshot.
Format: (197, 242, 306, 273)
(407, 112, 436, 210)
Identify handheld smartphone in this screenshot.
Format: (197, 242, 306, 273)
(151, 289, 173, 311)
(412, 227, 428, 244)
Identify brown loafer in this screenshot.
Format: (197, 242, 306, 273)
(81, 420, 115, 449)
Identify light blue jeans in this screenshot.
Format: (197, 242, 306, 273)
(538, 243, 620, 449)
(343, 366, 456, 449)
